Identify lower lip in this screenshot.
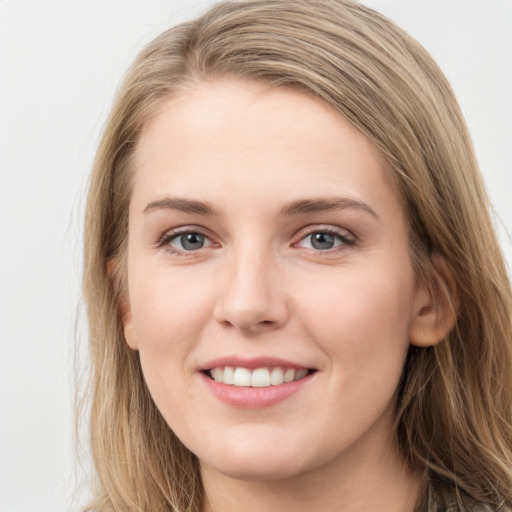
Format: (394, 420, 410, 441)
(201, 372, 314, 408)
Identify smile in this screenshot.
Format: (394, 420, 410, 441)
(208, 367, 312, 387)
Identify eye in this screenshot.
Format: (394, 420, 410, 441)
(296, 230, 353, 251)
(166, 231, 213, 252)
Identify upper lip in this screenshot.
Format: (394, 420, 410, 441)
(199, 356, 313, 371)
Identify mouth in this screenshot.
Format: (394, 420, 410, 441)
(203, 366, 316, 387)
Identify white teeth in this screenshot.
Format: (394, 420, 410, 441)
(295, 368, 308, 380)
(223, 366, 235, 385)
(208, 366, 311, 387)
(251, 368, 271, 387)
(270, 367, 284, 385)
(212, 367, 223, 382)
(233, 367, 252, 387)
(284, 368, 296, 383)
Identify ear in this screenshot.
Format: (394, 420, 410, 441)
(107, 259, 139, 351)
(409, 254, 459, 347)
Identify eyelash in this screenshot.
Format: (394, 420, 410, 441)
(157, 225, 356, 257)
(294, 226, 355, 254)
(157, 227, 214, 257)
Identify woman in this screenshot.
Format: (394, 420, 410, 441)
(82, 0, 512, 510)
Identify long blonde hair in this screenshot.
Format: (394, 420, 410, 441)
(82, 1, 512, 510)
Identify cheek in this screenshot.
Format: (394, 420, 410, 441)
(129, 265, 214, 351)
(126, 266, 216, 410)
(128, 269, 215, 424)
(297, 266, 415, 372)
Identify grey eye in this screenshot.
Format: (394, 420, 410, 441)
(171, 232, 208, 251)
(297, 231, 348, 251)
(309, 232, 336, 250)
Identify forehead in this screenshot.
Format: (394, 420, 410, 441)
(136, 79, 384, 161)
(131, 79, 398, 217)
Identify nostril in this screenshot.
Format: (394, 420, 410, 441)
(218, 316, 280, 332)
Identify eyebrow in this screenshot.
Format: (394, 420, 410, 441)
(279, 197, 379, 219)
(143, 197, 220, 215)
(143, 196, 379, 220)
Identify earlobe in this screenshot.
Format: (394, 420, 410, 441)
(120, 294, 139, 350)
(107, 258, 139, 351)
(123, 318, 139, 351)
(409, 254, 459, 348)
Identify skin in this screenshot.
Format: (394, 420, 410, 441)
(122, 79, 444, 512)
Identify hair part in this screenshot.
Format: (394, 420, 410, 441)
(82, 1, 512, 510)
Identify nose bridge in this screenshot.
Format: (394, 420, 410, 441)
(215, 237, 287, 331)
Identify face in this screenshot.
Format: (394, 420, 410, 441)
(123, 79, 427, 483)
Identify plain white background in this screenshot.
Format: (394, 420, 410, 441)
(0, 1, 510, 511)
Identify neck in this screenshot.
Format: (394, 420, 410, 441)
(201, 438, 421, 512)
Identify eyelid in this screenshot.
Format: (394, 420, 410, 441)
(156, 225, 218, 253)
(155, 224, 356, 256)
(292, 224, 356, 249)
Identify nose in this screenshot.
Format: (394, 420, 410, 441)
(214, 244, 289, 334)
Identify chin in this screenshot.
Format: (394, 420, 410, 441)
(198, 438, 312, 482)
(204, 456, 307, 482)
